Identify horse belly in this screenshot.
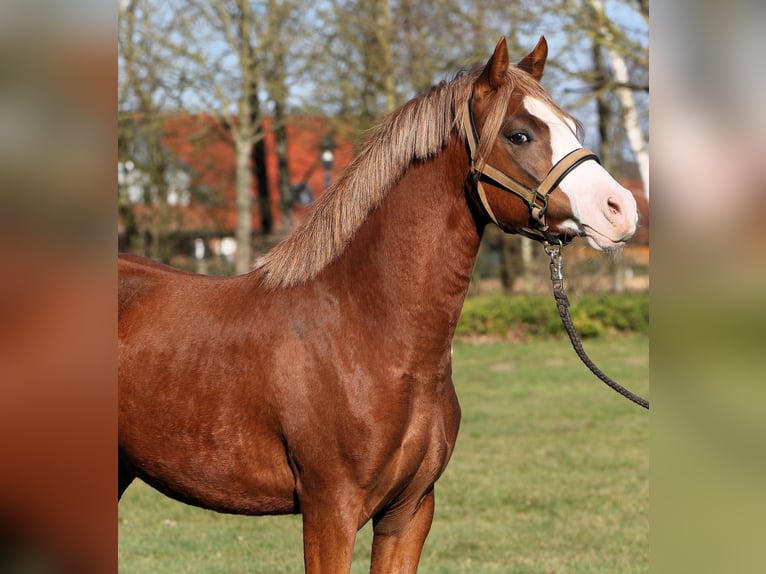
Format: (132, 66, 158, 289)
(121, 417, 298, 515)
(120, 357, 297, 515)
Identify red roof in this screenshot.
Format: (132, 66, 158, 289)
(138, 113, 356, 234)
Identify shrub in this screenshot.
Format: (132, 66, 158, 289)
(456, 293, 648, 340)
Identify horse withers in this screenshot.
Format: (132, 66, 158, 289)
(118, 36, 637, 573)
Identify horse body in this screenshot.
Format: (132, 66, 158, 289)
(119, 37, 637, 573)
(119, 138, 476, 569)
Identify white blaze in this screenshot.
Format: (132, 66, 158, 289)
(522, 96, 637, 249)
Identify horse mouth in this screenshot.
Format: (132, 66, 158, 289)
(555, 220, 627, 250)
(581, 224, 628, 251)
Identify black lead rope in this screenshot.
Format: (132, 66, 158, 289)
(544, 241, 650, 410)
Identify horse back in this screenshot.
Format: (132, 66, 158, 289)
(118, 253, 192, 320)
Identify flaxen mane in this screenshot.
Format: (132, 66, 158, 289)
(257, 65, 557, 289)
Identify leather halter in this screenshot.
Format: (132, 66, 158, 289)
(462, 98, 600, 243)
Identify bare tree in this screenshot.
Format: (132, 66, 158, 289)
(581, 0, 649, 198)
(118, 0, 179, 262)
(160, 0, 269, 274)
(263, 0, 299, 232)
(543, 0, 648, 294)
(549, 0, 648, 196)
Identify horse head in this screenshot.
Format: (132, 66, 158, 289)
(465, 36, 638, 249)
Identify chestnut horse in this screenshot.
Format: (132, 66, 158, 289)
(118, 37, 637, 573)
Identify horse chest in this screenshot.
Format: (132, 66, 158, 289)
(358, 376, 462, 521)
(287, 367, 461, 493)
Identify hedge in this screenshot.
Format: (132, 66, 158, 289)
(456, 293, 648, 340)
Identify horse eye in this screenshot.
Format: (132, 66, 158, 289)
(507, 132, 530, 145)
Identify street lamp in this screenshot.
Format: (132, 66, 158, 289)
(320, 135, 334, 189)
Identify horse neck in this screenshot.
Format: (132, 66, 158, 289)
(324, 138, 482, 355)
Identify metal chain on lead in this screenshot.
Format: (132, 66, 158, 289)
(543, 241, 650, 410)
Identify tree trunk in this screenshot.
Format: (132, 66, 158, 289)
(593, 40, 613, 172)
(592, 33, 625, 293)
(252, 136, 272, 235)
(273, 106, 292, 231)
(239, 0, 271, 237)
(499, 234, 522, 294)
(377, 0, 396, 113)
(521, 236, 534, 294)
(611, 59, 649, 199)
(611, 249, 626, 294)
(584, 0, 649, 199)
(265, 0, 292, 231)
(234, 138, 253, 275)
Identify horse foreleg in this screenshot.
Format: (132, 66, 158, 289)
(300, 497, 359, 574)
(369, 488, 435, 574)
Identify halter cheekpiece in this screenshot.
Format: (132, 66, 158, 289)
(462, 98, 600, 243)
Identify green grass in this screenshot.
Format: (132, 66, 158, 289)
(119, 335, 648, 573)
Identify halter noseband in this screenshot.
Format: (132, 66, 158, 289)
(462, 99, 600, 243)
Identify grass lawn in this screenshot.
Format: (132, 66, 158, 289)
(118, 335, 648, 573)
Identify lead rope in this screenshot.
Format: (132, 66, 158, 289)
(544, 241, 650, 410)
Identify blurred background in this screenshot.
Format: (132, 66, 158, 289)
(2, 0, 765, 572)
(116, 0, 649, 294)
(651, 2, 766, 574)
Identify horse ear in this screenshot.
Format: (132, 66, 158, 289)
(478, 36, 510, 91)
(517, 36, 548, 81)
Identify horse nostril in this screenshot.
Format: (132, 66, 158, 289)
(607, 197, 621, 217)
